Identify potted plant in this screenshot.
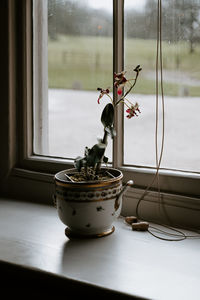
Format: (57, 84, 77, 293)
(54, 65, 142, 238)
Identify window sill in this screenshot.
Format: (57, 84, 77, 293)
(18, 155, 200, 197)
(4, 167, 200, 229)
(0, 198, 200, 299)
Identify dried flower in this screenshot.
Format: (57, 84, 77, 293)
(114, 71, 127, 88)
(126, 102, 141, 119)
(74, 66, 142, 180)
(134, 65, 142, 73)
(97, 87, 110, 104)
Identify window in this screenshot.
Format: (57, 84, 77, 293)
(46, 0, 113, 160)
(124, 0, 200, 174)
(33, 0, 200, 196)
(1, 0, 200, 212)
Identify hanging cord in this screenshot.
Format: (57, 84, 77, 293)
(134, 0, 200, 241)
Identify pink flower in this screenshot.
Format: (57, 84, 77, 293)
(97, 88, 110, 104)
(126, 102, 141, 119)
(117, 88, 123, 96)
(114, 71, 127, 88)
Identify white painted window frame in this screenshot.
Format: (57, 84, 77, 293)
(33, 0, 49, 155)
(3, 0, 200, 226)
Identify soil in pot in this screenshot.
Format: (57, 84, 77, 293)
(65, 169, 115, 183)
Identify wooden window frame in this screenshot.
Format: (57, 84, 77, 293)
(1, 0, 200, 227)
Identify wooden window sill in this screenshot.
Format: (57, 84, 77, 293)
(0, 198, 199, 299)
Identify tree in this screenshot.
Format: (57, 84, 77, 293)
(173, 0, 200, 53)
(48, 0, 112, 40)
(144, 0, 200, 53)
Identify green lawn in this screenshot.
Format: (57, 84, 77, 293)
(48, 35, 200, 96)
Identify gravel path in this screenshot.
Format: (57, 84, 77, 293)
(144, 70, 200, 87)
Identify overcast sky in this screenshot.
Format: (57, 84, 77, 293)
(87, 0, 146, 12)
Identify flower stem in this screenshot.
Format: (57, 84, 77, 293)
(106, 93, 114, 104)
(96, 130, 108, 174)
(115, 71, 139, 106)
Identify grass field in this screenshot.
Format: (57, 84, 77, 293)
(48, 35, 200, 96)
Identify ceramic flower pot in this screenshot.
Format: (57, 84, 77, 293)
(54, 168, 133, 238)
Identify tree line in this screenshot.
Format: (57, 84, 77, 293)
(48, 0, 200, 53)
(48, 0, 112, 39)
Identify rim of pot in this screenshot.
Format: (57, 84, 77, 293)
(54, 167, 123, 186)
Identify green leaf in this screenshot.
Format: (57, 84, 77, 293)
(105, 126, 116, 139)
(86, 143, 106, 167)
(103, 156, 108, 164)
(74, 156, 85, 172)
(97, 137, 103, 143)
(84, 147, 90, 156)
(101, 103, 114, 128)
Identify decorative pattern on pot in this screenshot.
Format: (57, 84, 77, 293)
(55, 183, 122, 203)
(54, 168, 133, 238)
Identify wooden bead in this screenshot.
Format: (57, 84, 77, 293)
(131, 221, 149, 231)
(125, 216, 138, 225)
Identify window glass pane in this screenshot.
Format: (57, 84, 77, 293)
(124, 0, 200, 173)
(34, 0, 113, 161)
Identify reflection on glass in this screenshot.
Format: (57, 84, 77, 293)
(124, 0, 200, 172)
(48, 0, 113, 160)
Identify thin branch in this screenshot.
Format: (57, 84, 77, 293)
(115, 71, 139, 106)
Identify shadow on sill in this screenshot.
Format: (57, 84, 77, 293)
(0, 260, 146, 300)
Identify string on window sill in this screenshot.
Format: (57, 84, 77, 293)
(134, 0, 200, 242)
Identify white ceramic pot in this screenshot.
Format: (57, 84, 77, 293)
(54, 168, 133, 238)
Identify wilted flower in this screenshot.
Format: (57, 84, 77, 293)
(97, 87, 110, 104)
(114, 71, 127, 88)
(134, 65, 142, 73)
(74, 65, 142, 180)
(97, 67, 142, 120)
(126, 102, 141, 119)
